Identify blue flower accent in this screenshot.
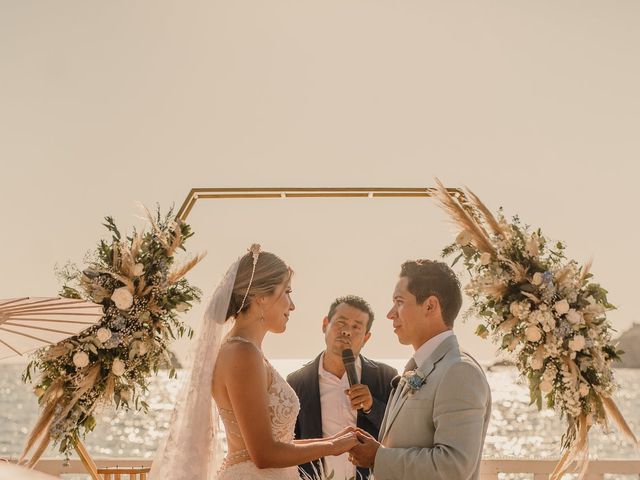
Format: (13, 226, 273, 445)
(402, 369, 427, 393)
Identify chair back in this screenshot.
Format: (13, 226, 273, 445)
(96, 466, 150, 480)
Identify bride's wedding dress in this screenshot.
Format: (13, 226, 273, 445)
(216, 337, 301, 480)
(150, 256, 310, 480)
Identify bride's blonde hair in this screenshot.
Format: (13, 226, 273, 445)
(225, 250, 292, 320)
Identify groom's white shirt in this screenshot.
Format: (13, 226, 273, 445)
(412, 330, 454, 369)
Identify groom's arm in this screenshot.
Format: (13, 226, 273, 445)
(372, 361, 490, 480)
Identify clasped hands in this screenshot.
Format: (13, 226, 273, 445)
(329, 426, 381, 469)
(327, 385, 380, 467)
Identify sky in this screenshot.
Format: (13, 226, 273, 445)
(1, 1, 639, 365)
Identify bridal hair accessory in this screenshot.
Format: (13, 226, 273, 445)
(236, 243, 261, 314)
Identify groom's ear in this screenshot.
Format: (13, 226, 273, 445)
(322, 316, 330, 333)
(423, 295, 440, 315)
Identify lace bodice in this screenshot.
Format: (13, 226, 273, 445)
(216, 336, 300, 474)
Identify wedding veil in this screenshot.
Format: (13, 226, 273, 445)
(149, 258, 240, 480)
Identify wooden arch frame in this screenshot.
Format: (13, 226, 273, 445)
(176, 187, 466, 221)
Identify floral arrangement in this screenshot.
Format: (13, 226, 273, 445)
(401, 370, 427, 395)
(21, 208, 205, 463)
(434, 180, 637, 479)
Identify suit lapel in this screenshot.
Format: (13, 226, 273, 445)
(304, 354, 323, 438)
(359, 355, 378, 387)
(379, 379, 405, 440)
(381, 336, 459, 440)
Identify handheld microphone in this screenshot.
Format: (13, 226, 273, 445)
(341, 348, 359, 387)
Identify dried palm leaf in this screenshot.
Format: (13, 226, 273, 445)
(130, 232, 144, 259)
(464, 186, 506, 237)
(503, 259, 528, 282)
(482, 282, 507, 300)
(142, 205, 170, 250)
(580, 259, 593, 284)
(602, 396, 639, 448)
(520, 291, 541, 304)
(166, 221, 183, 257)
(20, 399, 56, 463)
(103, 374, 115, 404)
(167, 253, 207, 284)
(43, 344, 71, 361)
(25, 430, 52, 468)
(136, 276, 147, 297)
(58, 363, 101, 419)
(434, 178, 496, 254)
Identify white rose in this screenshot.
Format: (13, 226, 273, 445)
(566, 309, 582, 325)
(112, 358, 126, 376)
(132, 263, 145, 277)
(112, 287, 134, 310)
(531, 356, 544, 370)
(568, 335, 586, 352)
(498, 317, 518, 333)
(531, 272, 543, 286)
(96, 328, 112, 343)
(510, 301, 530, 319)
(73, 351, 90, 368)
(540, 380, 553, 394)
(479, 252, 492, 266)
(525, 325, 543, 343)
(554, 299, 570, 315)
(586, 303, 606, 316)
(579, 383, 590, 397)
(456, 230, 473, 246)
(176, 302, 190, 313)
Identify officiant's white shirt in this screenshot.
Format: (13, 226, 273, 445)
(318, 352, 362, 480)
(413, 330, 455, 368)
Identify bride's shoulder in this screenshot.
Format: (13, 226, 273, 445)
(218, 337, 263, 366)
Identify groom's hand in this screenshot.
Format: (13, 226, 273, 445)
(345, 384, 373, 412)
(348, 430, 380, 468)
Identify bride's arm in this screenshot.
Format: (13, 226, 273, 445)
(293, 426, 357, 445)
(222, 342, 358, 469)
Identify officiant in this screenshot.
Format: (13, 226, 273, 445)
(287, 295, 398, 480)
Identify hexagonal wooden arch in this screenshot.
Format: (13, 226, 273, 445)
(176, 187, 466, 221)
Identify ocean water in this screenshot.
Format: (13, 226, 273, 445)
(1, 361, 639, 475)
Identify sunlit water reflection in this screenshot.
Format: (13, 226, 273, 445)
(2, 361, 638, 478)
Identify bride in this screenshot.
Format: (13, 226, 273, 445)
(150, 245, 359, 479)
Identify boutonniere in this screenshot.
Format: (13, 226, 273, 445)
(401, 369, 427, 394)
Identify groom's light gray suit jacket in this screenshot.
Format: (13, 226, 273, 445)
(373, 335, 491, 480)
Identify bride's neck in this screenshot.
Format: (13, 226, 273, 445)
(229, 313, 268, 348)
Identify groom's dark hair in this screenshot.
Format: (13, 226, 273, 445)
(400, 259, 462, 327)
(327, 295, 375, 332)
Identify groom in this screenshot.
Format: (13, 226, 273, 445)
(349, 259, 491, 480)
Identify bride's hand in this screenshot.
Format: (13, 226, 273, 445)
(327, 426, 356, 441)
(329, 432, 360, 456)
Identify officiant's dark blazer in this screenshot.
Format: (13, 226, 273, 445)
(287, 353, 398, 479)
